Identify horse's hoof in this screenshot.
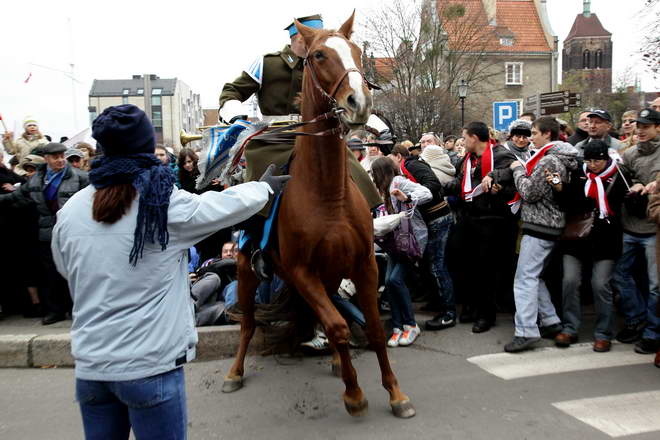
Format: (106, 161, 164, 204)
(221, 376, 243, 393)
(331, 362, 341, 378)
(391, 399, 416, 418)
(344, 397, 369, 417)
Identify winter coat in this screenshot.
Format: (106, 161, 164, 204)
(512, 141, 579, 239)
(574, 134, 625, 155)
(444, 144, 517, 221)
(568, 127, 589, 146)
(51, 181, 272, 381)
(557, 162, 630, 261)
(387, 175, 432, 214)
(620, 136, 660, 236)
(0, 164, 89, 242)
(420, 145, 456, 184)
(504, 141, 532, 163)
(446, 149, 461, 168)
(402, 155, 451, 222)
(2, 135, 48, 162)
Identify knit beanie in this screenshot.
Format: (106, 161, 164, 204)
(583, 140, 609, 161)
(23, 116, 38, 129)
(508, 119, 532, 137)
(92, 104, 155, 156)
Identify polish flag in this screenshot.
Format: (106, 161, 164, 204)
(24, 72, 32, 84)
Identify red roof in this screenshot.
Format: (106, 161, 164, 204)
(372, 57, 395, 81)
(437, 0, 552, 53)
(565, 13, 611, 41)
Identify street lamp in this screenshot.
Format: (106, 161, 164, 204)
(458, 79, 469, 128)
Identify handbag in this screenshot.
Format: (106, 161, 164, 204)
(561, 173, 617, 241)
(376, 201, 428, 260)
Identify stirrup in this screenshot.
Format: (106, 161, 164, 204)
(250, 248, 272, 281)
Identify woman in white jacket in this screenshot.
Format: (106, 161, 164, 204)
(51, 105, 289, 440)
(371, 157, 431, 348)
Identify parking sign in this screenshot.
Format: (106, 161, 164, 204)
(492, 101, 520, 132)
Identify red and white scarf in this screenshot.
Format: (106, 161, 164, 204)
(584, 160, 618, 219)
(461, 143, 494, 201)
(508, 142, 557, 214)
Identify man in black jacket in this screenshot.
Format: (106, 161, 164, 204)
(398, 147, 456, 330)
(567, 110, 590, 146)
(443, 122, 517, 333)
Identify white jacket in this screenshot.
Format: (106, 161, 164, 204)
(52, 182, 271, 381)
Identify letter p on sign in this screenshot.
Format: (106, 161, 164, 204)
(492, 101, 519, 132)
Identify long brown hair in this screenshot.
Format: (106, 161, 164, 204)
(371, 156, 399, 213)
(93, 184, 137, 224)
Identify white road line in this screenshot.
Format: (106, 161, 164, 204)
(552, 390, 660, 438)
(466, 343, 650, 380)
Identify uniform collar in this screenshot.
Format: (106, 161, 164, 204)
(280, 45, 301, 69)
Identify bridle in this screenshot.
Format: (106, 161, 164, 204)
(252, 34, 380, 142)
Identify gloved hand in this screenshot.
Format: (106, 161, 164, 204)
(259, 164, 291, 198)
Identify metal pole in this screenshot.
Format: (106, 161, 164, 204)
(460, 97, 465, 128)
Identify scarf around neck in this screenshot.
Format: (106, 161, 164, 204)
(507, 142, 557, 214)
(584, 160, 618, 219)
(89, 153, 175, 265)
(461, 143, 493, 201)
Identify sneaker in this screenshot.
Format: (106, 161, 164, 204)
(634, 338, 660, 355)
(504, 336, 541, 353)
(539, 323, 563, 339)
(616, 322, 646, 344)
(300, 329, 329, 351)
(425, 312, 456, 331)
(388, 328, 403, 347)
(398, 324, 421, 346)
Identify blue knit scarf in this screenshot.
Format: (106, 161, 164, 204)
(89, 153, 175, 265)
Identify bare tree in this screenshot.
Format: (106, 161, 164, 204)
(640, 0, 660, 78)
(359, 0, 502, 141)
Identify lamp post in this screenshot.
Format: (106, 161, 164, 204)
(458, 79, 469, 128)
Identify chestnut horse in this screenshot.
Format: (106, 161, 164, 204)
(222, 13, 415, 419)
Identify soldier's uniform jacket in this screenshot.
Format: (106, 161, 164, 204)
(219, 45, 303, 117)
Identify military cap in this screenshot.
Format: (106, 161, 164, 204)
(285, 14, 323, 37)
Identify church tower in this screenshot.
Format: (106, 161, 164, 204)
(562, 0, 612, 92)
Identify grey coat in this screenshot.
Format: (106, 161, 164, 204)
(512, 141, 579, 238)
(574, 134, 624, 155)
(621, 136, 660, 235)
(0, 164, 89, 241)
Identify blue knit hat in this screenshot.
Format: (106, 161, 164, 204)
(92, 104, 155, 156)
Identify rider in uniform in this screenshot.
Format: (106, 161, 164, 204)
(218, 14, 381, 210)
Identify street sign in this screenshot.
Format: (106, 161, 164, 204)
(540, 90, 570, 115)
(492, 101, 519, 132)
(525, 94, 540, 116)
(569, 92, 581, 108)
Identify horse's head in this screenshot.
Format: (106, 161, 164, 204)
(295, 12, 373, 129)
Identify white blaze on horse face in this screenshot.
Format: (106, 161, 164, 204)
(325, 36, 367, 110)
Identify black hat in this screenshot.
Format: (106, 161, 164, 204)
(508, 119, 532, 137)
(92, 104, 155, 157)
(41, 142, 67, 155)
(587, 109, 612, 123)
(347, 137, 364, 150)
(636, 108, 660, 125)
(408, 143, 422, 152)
(583, 140, 609, 161)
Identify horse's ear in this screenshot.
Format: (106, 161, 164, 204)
(294, 19, 317, 49)
(338, 10, 356, 39)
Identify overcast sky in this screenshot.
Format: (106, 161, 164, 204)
(0, 0, 657, 141)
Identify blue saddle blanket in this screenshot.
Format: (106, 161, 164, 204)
(238, 192, 283, 252)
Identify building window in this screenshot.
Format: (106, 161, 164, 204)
(137, 88, 144, 95)
(500, 37, 513, 46)
(122, 88, 130, 95)
(152, 88, 162, 95)
(152, 95, 161, 106)
(505, 62, 523, 85)
(595, 50, 602, 69)
(122, 96, 129, 104)
(583, 50, 591, 69)
(152, 110, 162, 127)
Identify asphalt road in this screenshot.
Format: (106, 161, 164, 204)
(1, 314, 659, 440)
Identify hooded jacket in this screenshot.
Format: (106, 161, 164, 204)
(420, 145, 456, 184)
(512, 141, 579, 239)
(621, 135, 660, 235)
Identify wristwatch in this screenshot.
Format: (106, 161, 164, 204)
(551, 176, 561, 185)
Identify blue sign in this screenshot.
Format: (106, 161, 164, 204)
(492, 101, 520, 132)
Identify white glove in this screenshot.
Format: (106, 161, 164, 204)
(219, 100, 245, 124)
(366, 114, 389, 134)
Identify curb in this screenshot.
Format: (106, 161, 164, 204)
(0, 325, 260, 368)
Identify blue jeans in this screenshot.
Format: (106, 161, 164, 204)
(76, 367, 187, 440)
(332, 294, 366, 327)
(613, 233, 660, 340)
(385, 256, 415, 330)
(426, 213, 455, 314)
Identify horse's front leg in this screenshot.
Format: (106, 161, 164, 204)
(222, 252, 260, 393)
(352, 254, 416, 418)
(289, 266, 368, 417)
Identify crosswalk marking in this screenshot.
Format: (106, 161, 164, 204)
(466, 343, 650, 380)
(552, 390, 660, 438)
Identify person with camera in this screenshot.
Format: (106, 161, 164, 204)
(612, 108, 660, 354)
(549, 140, 630, 352)
(50, 104, 289, 440)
